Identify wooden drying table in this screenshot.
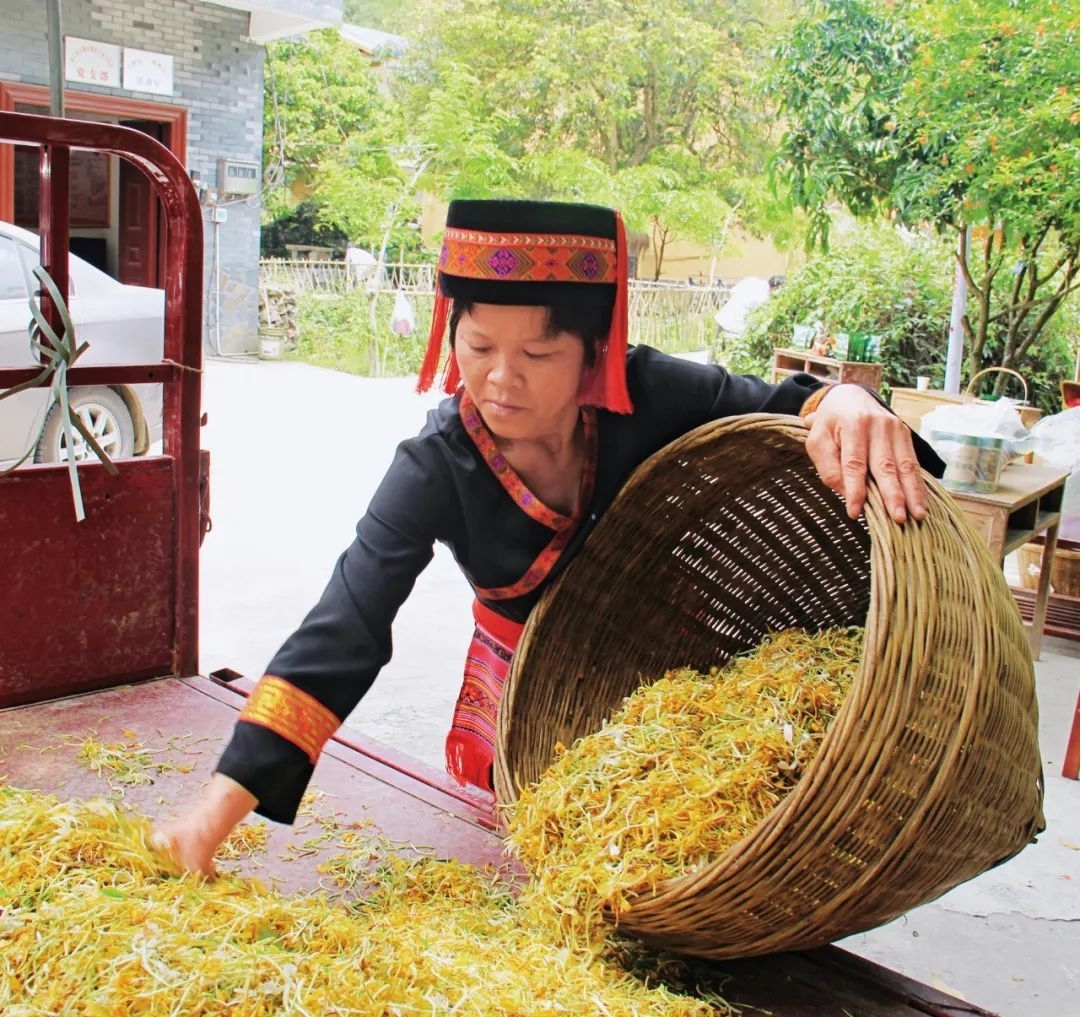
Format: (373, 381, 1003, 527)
(0, 673, 1000, 1017)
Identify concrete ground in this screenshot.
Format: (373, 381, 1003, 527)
(197, 357, 1079, 1017)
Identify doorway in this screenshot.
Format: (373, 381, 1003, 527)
(0, 84, 187, 288)
(117, 119, 166, 288)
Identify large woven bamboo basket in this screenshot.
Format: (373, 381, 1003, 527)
(493, 414, 1044, 960)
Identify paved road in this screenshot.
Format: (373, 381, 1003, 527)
(198, 356, 473, 771)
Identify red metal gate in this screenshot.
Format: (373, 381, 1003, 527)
(0, 110, 204, 707)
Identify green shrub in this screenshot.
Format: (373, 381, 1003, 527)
(737, 221, 1078, 415)
(294, 291, 433, 377)
(737, 222, 955, 399)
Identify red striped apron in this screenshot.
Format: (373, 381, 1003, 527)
(445, 599, 525, 792)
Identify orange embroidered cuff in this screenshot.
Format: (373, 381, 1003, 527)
(238, 676, 340, 764)
(799, 383, 835, 419)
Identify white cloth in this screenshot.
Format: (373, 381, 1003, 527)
(714, 277, 771, 337)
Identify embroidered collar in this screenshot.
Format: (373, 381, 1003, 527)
(459, 392, 598, 600)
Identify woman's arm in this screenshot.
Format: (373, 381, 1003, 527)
(152, 430, 454, 869)
(150, 773, 258, 877)
(626, 347, 939, 524)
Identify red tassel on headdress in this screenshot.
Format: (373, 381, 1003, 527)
(417, 290, 450, 394)
(441, 351, 461, 394)
(578, 211, 633, 414)
(417, 289, 464, 396)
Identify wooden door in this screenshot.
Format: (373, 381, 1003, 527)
(118, 120, 166, 288)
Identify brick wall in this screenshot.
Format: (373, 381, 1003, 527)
(0, 0, 268, 354)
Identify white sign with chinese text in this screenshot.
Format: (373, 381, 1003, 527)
(65, 37, 121, 88)
(123, 48, 175, 97)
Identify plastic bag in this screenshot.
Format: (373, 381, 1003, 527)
(713, 277, 770, 337)
(920, 399, 1034, 493)
(1031, 407, 1080, 543)
(920, 399, 1033, 449)
(390, 291, 415, 336)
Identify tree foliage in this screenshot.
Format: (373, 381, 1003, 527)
(261, 2, 808, 276)
(262, 29, 416, 250)
(897, 0, 1079, 382)
(769, 0, 1080, 383)
(394, 0, 795, 273)
(767, 0, 914, 250)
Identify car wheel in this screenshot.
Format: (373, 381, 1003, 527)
(35, 387, 136, 464)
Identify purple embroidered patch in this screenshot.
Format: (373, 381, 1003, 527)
(487, 248, 518, 277)
(578, 252, 601, 279)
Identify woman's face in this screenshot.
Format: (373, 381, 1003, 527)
(454, 303, 586, 440)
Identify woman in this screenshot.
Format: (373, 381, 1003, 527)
(154, 199, 938, 875)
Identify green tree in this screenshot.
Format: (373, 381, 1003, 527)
(769, 0, 1079, 386)
(262, 29, 412, 247)
(767, 0, 914, 250)
(396, 0, 797, 274)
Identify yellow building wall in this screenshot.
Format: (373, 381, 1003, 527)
(637, 233, 803, 284)
(419, 196, 447, 241)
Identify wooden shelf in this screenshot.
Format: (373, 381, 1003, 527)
(1003, 511, 1062, 558)
(771, 348, 883, 389)
(946, 463, 1071, 659)
(1011, 586, 1080, 641)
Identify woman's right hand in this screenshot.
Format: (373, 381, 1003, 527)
(150, 772, 259, 878)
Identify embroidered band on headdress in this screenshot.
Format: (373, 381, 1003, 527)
(439, 228, 619, 285)
(417, 199, 633, 415)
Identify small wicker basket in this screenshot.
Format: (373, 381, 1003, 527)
(494, 414, 1044, 960)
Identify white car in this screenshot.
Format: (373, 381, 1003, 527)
(0, 220, 164, 468)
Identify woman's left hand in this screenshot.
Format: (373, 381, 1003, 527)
(802, 384, 927, 524)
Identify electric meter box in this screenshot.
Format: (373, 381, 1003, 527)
(217, 159, 260, 196)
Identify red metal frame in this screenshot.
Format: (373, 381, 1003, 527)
(1064, 693, 1080, 781)
(0, 110, 203, 706)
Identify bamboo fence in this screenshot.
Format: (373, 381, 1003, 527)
(260, 260, 730, 362)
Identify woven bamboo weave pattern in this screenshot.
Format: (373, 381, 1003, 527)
(494, 413, 1044, 960)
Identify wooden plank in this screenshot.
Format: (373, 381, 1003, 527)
(784, 948, 1000, 1017)
(0, 676, 507, 890)
(771, 348, 883, 390)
